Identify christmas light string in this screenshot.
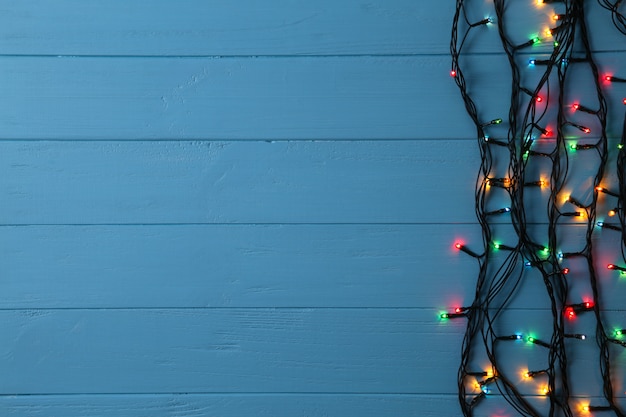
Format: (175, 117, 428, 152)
(449, 0, 625, 415)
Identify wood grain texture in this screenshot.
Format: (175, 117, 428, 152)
(2, 308, 624, 398)
(0, 224, 623, 309)
(0, 56, 456, 140)
(0, 308, 440, 394)
(0, 140, 619, 224)
(1, 393, 619, 417)
(2, 52, 625, 140)
(0, 140, 475, 223)
(0, 0, 622, 56)
(0, 394, 439, 417)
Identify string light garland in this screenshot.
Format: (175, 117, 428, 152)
(450, 0, 626, 415)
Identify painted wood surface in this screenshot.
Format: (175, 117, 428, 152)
(0, 140, 619, 224)
(1, 308, 624, 397)
(0, 0, 622, 56)
(0, 394, 448, 417)
(0, 394, 623, 417)
(0, 224, 623, 310)
(2, 53, 626, 140)
(1, 1, 626, 416)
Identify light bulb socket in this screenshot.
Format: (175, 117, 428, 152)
(497, 334, 523, 341)
(596, 187, 620, 197)
(528, 337, 551, 348)
(606, 75, 626, 83)
(486, 207, 511, 216)
(572, 103, 596, 114)
(597, 222, 622, 231)
(608, 264, 626, 272)
(455, 244, 481, 259)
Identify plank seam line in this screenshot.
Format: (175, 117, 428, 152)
(0, 222, 582, 226)
(0, 392, 603, 398)
(1, 307, 625, 312)
(0, 53, 427, 59)
(0, 50, 623, 59)
(0, 136, 620, 142)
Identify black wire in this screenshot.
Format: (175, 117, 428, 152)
(450, 0, 624, 415)
(597, 0, 626, 35)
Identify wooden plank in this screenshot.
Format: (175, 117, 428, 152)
(0, 224, 623, 310)
(1, 309, 625, 397)
(1, 393, 617, 417)
(0, 140, 477, 224)
(1, 139, 619, 224)
(0, 394, 432, 417)
(0, 0, 434, 56)
(0, 308, 452, 394)
(2, 53, 624, 140)
(0, 55, 458, 140)
(0, 1, 622, 56)
(0, 224, 453, 309)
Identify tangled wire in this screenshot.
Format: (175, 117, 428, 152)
(450, 0, 626, 415)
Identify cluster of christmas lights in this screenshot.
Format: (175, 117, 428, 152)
(450, 0, 626, 415)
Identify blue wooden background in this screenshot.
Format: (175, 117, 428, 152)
(1, 1, 626, 416)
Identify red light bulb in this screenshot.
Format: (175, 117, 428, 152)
(623, 98, 626, 105)
(608, 264, 616, 270)
(536, 96, 543, 103)
(573, 103, 580, 110)
(455, 307, 462, 313)
(562, 268, 570, 275)
(606, 75, 613, 82)
(455, 242, 462, 249)
(566, 307, 575, 319)
(450, 70, 457, 77)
